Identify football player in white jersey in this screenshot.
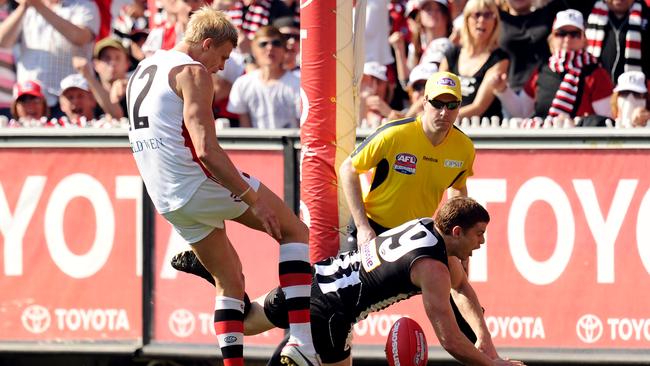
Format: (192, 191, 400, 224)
(126, 7, 317, 366)
(173, 197, 526, 366)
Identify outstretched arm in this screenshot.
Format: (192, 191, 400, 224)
(412, 258, 526, 366)
(449, 257, 497, 358)
(0, 2, 26, 48)
(411, 258, 495, 365)
(29, 0, 95, 46)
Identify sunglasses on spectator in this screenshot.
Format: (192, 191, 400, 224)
(428, 99, 461, 110)
(553, 30, 582, 39)
(282, 33, 300, 41)
(469, 11, 495, 20)
(258, 39, 284, 48)
(618, 90, 647, 98)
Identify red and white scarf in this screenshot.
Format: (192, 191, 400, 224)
(586, 0, 643, 73)
(226, 0, 272, 40)
(547, 49, 598, 117)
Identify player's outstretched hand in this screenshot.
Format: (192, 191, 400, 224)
(249, 195, 282, 240)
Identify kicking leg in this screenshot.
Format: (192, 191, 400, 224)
(191, 228, 245, 366)
(171, 250, 286, 336)
(234, 183, 318, 366)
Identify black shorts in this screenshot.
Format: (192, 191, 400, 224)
(264, 285, 355, 363)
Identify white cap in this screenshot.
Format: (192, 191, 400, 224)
(406, 0, 448, 18)
(420, 38, 452, 64)
(363, 62, 388, 82)
(409, 62, 439, 86)
(553, 9, 584, 32)
(60, 73, 90, 93)
(614, 71, 648, 93)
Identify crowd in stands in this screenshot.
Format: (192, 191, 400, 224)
(0, 0, 649, 129)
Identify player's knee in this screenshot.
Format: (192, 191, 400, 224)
(282, 217, 309, 243)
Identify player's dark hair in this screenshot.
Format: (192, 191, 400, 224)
(435, 197, 489, 234)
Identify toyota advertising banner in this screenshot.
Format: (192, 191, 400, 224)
(0, 148, 142, 344)
(1, 145, 649, 359)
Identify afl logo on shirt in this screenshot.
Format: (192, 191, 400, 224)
(394, 153, 417, 175)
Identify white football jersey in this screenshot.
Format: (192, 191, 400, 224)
(127, 49, 209, 213)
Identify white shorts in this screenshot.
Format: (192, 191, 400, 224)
(162, 173, 261, 243)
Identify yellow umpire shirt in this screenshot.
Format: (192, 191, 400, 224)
(350, 116, 475, 228)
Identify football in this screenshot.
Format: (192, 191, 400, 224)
(385, 317, 428, 366)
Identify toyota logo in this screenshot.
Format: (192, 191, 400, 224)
(21, 305, 51, 334)
(169, 309, 195, 338)
(576, 314, 603, 343)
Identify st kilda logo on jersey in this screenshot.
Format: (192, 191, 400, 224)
(393, 153, 417, 175)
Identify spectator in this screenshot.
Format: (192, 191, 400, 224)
(360, 61, 391, 128)
(142, 0, 205, 55)
(279, 0, 299, 26)
(405, 0, 453, 69)
(420, 36, 452, 65)
(94, 38, 130, 116)
(586, 0, 650, 83)
(0, 0, 17, 116)
(611, 70, 649, 127)
(111, 0, 150, 65)
(227, 25, 300, 128)
(493, 9, 614, 121)
(212, 52, 246, 127)
(391, 5, 452, 88)
(365, 0, 395, 66)
(10, 80, 49, 122)
(440, 0, 509, 120)
(223, 0, 293, 56)
(449, 0, 467, 23)
(273, 16, 300, 76)
(402, 62, 439, 117)
(0, 0, 100, 113)
(366, 61, 440, 122)
(498, 0, 593, 92)
(73, 38, 130, 119)
(210, 3, 255, 127)
(58, 73, 100, 125)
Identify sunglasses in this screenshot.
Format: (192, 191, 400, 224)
(282, 33, 300, 41)
(428, 99, 461, 110)
(257, 39, 284, 48)
(554, 30, 582, 39)
(469, 11, 495, 20)
(618, 90, 646, 98)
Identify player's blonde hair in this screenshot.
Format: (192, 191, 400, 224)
(183, 7, 238, 47)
